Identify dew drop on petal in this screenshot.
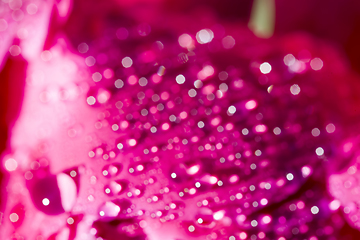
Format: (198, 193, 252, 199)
(260, 62, 271, 74)
(316, 147, 324, 156)
(196, 29, 214, 44)
(290, 84, 301, 95)
(5, 158, 18, 172)
(310, 58, 323, 70)
(311, 206, 319, 214)
(329, 200, 341, 211)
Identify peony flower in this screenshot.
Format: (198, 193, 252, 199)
(1, 1, 360, 240)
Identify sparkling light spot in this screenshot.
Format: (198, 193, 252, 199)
(260, 62, 272, 74)
(42, 198, 50, 206)
(9, 213, 19, 223)
(211, 117, 221, 126)
(258, 232, 266, 239)
(9, 45, 21, 56)
(67, 217, 74, 224)
(176, 74, 185, 84)
(311, 206, 319, 214)
(255, 124, 267, 133)
(179, 112, 188, 120)
(310, 58, 323, 71)
(162, 123, 170, 131)
(311, 128, 320, 137)
(219, 83, 228, 92)
(127, 75, 138, 85)
(187, 165, 200, 175)
(78, 43, 89, 53)
(242, 128, 249, 135)
(222, 36, 235, 49)
(289, 60, 306, 73)
(209, 176, 218, 184)
(245, 100, 257, 110)
(122, 57, 133, 68)
(326, 123, 335, 133)
(136, 165, 144, 171)
(273, 127, 281, 135)
(277, 179, 285, 187)
(198, 65, 215, 80)
(316, 147, 324, 156)
(85, 56, 96, 66)
(213, 211, 225, 220)
(260, 198, 268, 206)
(348, 166, 357, 175)
(286, 173, 294, 181)
(196, 29, 214, 44)
(5, 158, 18, 172)
(114, 79, 124, 88)
(284, 54, 296, 66)
(188, 89, 197, 97)
(228, 105, 236, 114)
(289, 204, 297, 211)
(250, 163, 256, 170)
(329, 200, 341, 211)
(251, 220, 258, 227)
(194, 80, 203, 88)
(262, 216, 271, 224)
(240, 232, 247, 240)
(255, 150, 262, 156)
(178, 34, 194, 48)
(103, 69, 113, 79)
(128, 139, 137, 147)
(229, 175, 239, 183)
(92, 72, 102, 82)
(97, 90, 110, 104)
(139, 77, 148, 86)
(301, 166, 312, 178)
(188, 225, 195, 232)
(290, 84, 301, 95)
(297, 201, 305, 209)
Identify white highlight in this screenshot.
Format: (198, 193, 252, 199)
(42, 198, 50, 206)
(196, 29, 214, 44)
(286, 173, 294, 181)
(5, 158, 18, 172)
(176, 74, 186, 84)
(213, 210, 225, 220)
(228, 105, 236, 114)
(329, 200, 341, 211)
(316, 147, 324, 156)
(260, 62, 272, 74)
(57, 173, 77, 211)
(311, 206, 319, 214)
(122, 57, 133, 68)
(290, 84, 301, 95)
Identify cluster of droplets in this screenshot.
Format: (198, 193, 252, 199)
(0, 0, 47, 58)
(73, 20, 347, 240)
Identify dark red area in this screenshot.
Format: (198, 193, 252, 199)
(0, 55, 27, 213)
